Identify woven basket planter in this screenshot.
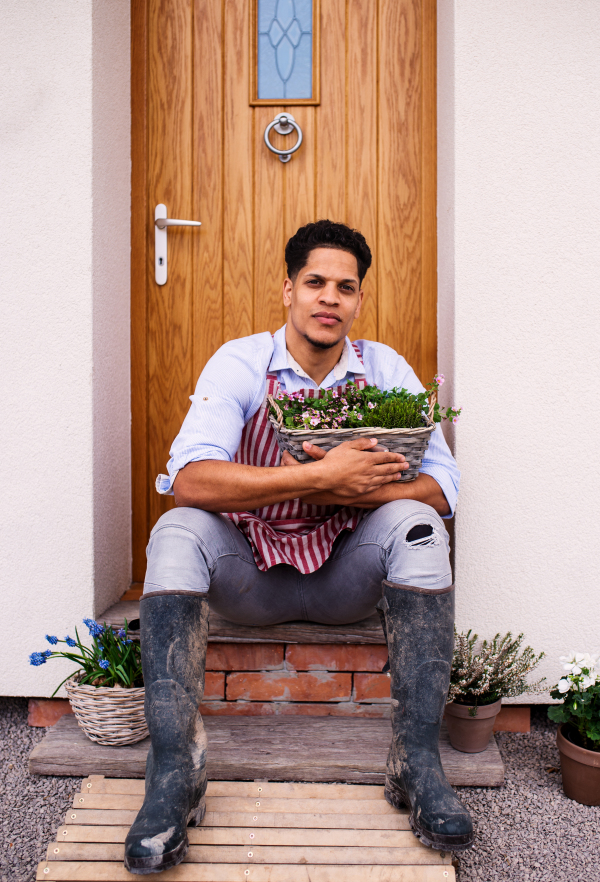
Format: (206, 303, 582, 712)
(65, 676, 148, 746)
(268, 394, 437, 482)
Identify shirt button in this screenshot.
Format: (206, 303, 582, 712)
(202, 397, 208, 401)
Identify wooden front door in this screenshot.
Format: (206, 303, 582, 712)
(131, 0, 437, 581)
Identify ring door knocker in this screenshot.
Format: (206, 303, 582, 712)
(264, 113, 303, 163)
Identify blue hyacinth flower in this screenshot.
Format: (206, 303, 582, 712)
(45, 635, 58, 645)
(29, 652, 47, 666)
(117, 628, 126, 639)
(42, 650, 53, 658)
(98, 659, 110, 670)
(83, 618, 104, 638)
(64, 636, 77, 647)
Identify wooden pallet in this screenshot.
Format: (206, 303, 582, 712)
(29, 714, 504, 787)
(37, 776, 455, 881)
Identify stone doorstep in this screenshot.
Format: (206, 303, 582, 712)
(28, 695, 530, 731)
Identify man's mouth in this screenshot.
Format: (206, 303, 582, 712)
(312, 312, 342, 327)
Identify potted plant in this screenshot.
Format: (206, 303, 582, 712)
(29, 618, 146, 746)
(445, 630, 545, 753)
(548, 652, 600, 805)
(268, 374, 461, 482)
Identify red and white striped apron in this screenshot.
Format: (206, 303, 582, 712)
(224, 344, 368, 573)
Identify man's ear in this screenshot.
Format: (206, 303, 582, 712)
(283, 277, 293, 307)
(354, 289, 364, 319)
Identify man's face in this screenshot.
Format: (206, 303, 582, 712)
(283, 247, 364, 350)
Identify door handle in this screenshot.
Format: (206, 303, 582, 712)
(264, 113, 303, 163)
(154, 203, 202, 285)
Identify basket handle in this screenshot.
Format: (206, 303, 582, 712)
(427, 389, 437, 423)
(267, 394, 284, 429)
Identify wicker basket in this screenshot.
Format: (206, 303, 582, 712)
(267, 393, 437, 482)
(65, 676, 148, 746)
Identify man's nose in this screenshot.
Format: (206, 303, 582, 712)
(319, 282, 340, 304)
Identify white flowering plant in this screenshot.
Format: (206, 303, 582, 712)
(448, 629, 545, 715)
(271, 374, 461, 431)
(548, 653, 600, 751)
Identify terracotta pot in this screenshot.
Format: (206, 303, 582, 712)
(444, 698, 502, 753)
(557, 724, 600, 805)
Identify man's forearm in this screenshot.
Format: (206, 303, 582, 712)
(174, 460, 325, 512)
(301, 474, 451, 516)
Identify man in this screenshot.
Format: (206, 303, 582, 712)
(124, 220, 474, 874)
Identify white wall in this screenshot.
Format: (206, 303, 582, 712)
(439, 1, 600, 701)
(0, 2, 130, 697)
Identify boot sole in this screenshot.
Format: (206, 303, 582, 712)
(124, 796, 206, 874)
(384, 781, 474, 853)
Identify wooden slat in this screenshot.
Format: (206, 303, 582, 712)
(316, 0, 346, 221)
(193, 0, 224, 377)
(378, 0, 423, 380)
(30, 714, 504, 786)
(57, 811, 412, 831)
(223, 0, 253, 344)
(254, 105, 285, 335)
(72, 795, 400, 815)
(100, 601, 386, 645)
(420, 0, 437, 384)
(346, 0, 378, 345)
(80, 778, 387, 799)
(48, 843, 449, 866)
(130, 0, 149, 583)
(284, 105, 316, 248)
(147, 0, 194, 530)
(37, 863, 454, 881)
(56, 826, 415, 846)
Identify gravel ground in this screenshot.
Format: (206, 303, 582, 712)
(0, 700, 599, 882)
(456, 706, 600, 882)
(0, 699, 82, 882)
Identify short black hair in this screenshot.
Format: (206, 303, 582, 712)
(285, 219, 372, 285)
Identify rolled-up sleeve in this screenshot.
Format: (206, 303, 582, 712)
(359, 341, 460, 517)
(156, 334, 271, 495)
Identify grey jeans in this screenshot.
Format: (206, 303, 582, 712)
(144, 500, 452, 626)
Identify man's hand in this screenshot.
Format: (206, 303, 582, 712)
(305, 438, 408, 498)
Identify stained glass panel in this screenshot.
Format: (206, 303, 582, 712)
(257, 0, 313, 100)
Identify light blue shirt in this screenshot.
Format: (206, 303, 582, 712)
(156, 325, 460, 516)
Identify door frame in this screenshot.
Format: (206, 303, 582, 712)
(130, 0, 438, 584)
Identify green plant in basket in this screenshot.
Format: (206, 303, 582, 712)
(270, 373, 461, 431)
(29, 618, 142, 695)
(448, 629, 545, 714)
(548, 653, 600, 751)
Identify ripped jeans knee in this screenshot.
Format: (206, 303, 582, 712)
(383, 507, 452, 591)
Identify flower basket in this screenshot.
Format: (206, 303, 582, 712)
(267, 393, 437, 482)
(65, 675, 148, 746)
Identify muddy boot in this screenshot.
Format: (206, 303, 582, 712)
(376, 581, 474, 852)
(124, 591, 210, 874)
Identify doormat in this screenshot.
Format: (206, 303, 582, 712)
(37, 775, 455, 880)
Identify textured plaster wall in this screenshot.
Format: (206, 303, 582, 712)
(0, 2, 130, 696)
(439, 2, 600, 700)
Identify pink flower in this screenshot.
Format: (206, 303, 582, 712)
(310, 415, 321, 426)
(451, 415, 459, 425)
(434, 374, 445, 386)
(368, 401, 376, 409)
(355, 412, 363, 420)
(332, 391, 338, 398)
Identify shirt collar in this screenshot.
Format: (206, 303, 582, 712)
(268, 324, 365, 384)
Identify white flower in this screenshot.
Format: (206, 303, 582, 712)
(581, 674, 598, 689)
(557, 678, 571, 693)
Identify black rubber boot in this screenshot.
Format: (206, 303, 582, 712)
(124, 591, 210, 874)
(376, 581, 474, 852)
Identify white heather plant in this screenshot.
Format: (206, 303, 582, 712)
(548, 652, 600, 751)
(448, 630, 545, 713)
